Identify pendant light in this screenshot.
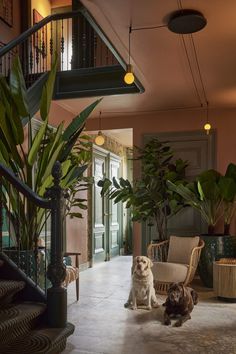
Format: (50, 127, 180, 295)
(124, 26, 135, 85)
(204, 102, 211, 135)
(95, 111, 105, 146)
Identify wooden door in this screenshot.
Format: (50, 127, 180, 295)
(93, 149, 108, 262)
(92, 147, 121, 262)
(108, 154, 121, 259)
(142, 131, 216, 253)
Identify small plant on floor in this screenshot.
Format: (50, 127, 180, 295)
(98, 138, 188, 241)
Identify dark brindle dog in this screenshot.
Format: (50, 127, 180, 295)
(163, 282, 198, 327)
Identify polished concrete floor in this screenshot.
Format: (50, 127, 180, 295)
(62, 256, 236, 354)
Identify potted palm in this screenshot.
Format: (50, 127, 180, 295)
(98, 138, 188, 251)
(168, 164, 236, 287)
(0, 55, 100, 279)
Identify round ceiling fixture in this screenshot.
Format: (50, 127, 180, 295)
(168, 9, 207, 34)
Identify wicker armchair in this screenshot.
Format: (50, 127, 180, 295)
(63, 252, 80, 301)
(147, 236, 205, 294)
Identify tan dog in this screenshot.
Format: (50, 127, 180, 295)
(125, 256, 159, 310)
(163, 282, 198, 327)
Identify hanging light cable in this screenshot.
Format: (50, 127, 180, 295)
(124, 26, 135, 85)
(95, 111, 105, 146)
(204, 101, 211, 135)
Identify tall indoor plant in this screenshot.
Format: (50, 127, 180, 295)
(0, 55, 100, 250)
(98, 138, 188, 243)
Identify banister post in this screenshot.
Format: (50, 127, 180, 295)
(46, 161, 67, 328)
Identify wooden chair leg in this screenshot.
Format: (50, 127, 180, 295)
(76, 277, 79, 301)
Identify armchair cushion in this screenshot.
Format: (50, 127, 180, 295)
(152, 262, 189, 283)
(63, 265, 79, 287)
(167, 236, 200, 264)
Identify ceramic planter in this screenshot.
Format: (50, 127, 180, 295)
(198, 234, 236, 288)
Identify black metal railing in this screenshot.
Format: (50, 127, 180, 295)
(0, 161, 67, 327)
(0, 9, 120, 88)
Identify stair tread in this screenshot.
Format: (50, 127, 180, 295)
(1, 322, 75, 354)
(0, 302, 46, 323)
(0, 302, 46, 345)
(0, 280, 25, 300)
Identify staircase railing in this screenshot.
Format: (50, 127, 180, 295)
(0, 161, 67, 327)
(0, 8, 122, 88)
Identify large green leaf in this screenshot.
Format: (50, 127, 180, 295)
(59, 125, 84, 162)
(62, 98, 102, 141)
(219, 176, 236, 202)
(39, 159, 72, 196)
(225, 163, 236, 181)
(0, 102, 23, 168)
(48, 122, 64, 160)
(9, 56, 29, 118)
(28, 119, 48, 166)
(41, 142, 64, 183)
(61, 165, 88, 188)
(0, 76, 24, 145)
(40, 54, 58, 121)
(0, 139, 9, 165)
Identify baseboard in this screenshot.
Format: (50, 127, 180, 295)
(79, 262, 90, 271)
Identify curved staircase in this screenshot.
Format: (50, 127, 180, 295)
(0, 276, 74, 354)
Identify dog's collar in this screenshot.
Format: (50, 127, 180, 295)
(133, 272, 150, 280)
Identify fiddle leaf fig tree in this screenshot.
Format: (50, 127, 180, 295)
(98, 138, 188, 241)
(0, 55, 101, 248)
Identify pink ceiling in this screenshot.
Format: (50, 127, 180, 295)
(57, 0, 236, 117)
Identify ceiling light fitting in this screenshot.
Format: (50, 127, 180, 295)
(95, 111, 105, 146)
(204, 102, 211, 135)
(124, 26, 135, 85)
(168, 9, 207, 34)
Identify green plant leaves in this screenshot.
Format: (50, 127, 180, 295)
(28, 119, 48, 166)
(10, 56, 29, 118)
(40, 53, 58, 121)
(62, 98, 102, 141)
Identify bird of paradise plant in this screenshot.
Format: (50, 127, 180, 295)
(0, 54, 101, 249)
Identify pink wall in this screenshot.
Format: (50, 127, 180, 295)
(85, 106, 236, 255)
(0, 0, 21, 44)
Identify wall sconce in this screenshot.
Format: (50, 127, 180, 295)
(204, 102, 211, 135)
(95, 111, 105, 146)
(124, 26, 135, 85)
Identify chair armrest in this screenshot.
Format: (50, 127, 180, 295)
(189, 239, 205, 269)
(147, 240, 169, 262)
(64, 252, 81, 256)
(184, 239, 205, 285)
(64, 252, 81, 268)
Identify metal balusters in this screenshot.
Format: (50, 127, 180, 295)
(50, 21, 53, 68)
(61, 19, 64, 71)
(67, 18, 69, 70)
(36, 30, 40, 77)
(42, 25, 46, 73)
(93, 32, 97, 67)
(29, 35, 34, 87)
(0, 176, 2, 252)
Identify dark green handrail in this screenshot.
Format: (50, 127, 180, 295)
(0, 163, 51, 209)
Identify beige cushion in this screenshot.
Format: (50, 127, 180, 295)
(167, 236, 200, 264)
(152, 261, 189, 283)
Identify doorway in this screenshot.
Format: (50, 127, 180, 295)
(92, 145, 122, 263)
